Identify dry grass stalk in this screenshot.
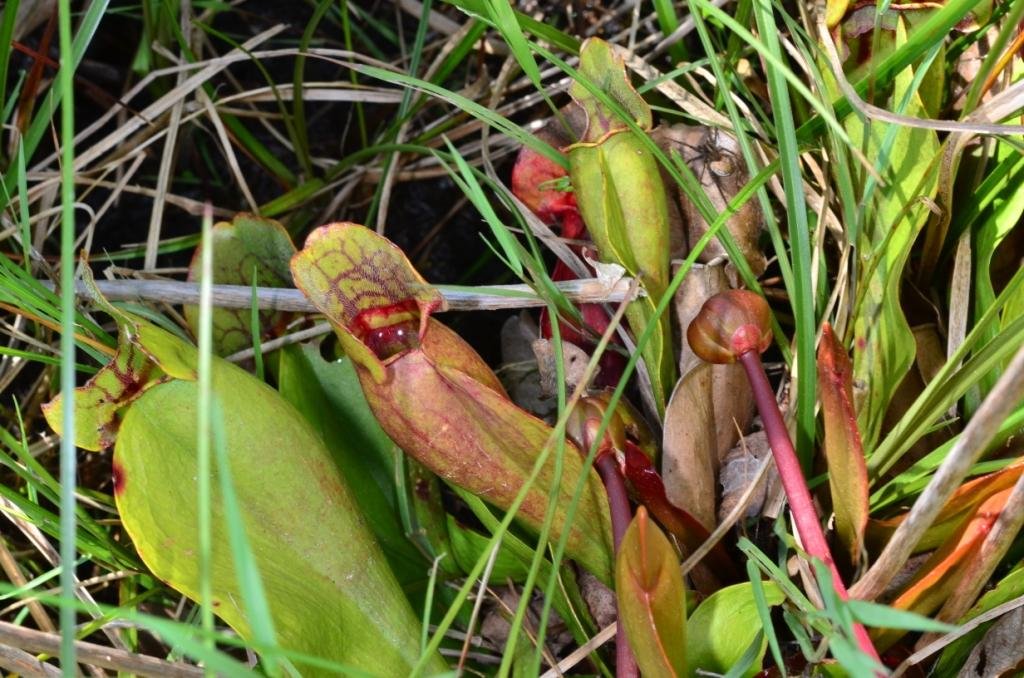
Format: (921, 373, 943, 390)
(0, 621, 204, 677)
(49, 276, 640, 313)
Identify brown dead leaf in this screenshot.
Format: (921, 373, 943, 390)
(718, 431, 779, 523)
(710, 362, 756, 464)
(479, 589, 573, 656)
(957, 605, 1024, 678)
(654, 125, 766, 276)
(949, 23, 1000, 113)
(663, 363, 718, 531)
(664, 262, 758, 532)
(675, 262, 730, 378)
(499, 313, 554, 420)
(578, 570, 618, 630)
(532, 337, 594, 397)
(913, 324, 946, 384)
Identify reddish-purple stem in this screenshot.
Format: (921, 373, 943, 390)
(738, 351, 881, 666)
(596, 454, 633, 550)
(595, 453, 639, 678)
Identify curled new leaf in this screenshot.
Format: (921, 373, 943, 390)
(565, 389, 657, 463)
(817, 323, 869, 563)
(290, 223, 615, 582)
(566, 392, 629, 458)
(567, 38, 675, 413)
(565, 390, 733, 588)
(616, 507, 687, 678)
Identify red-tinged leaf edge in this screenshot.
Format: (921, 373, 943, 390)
(868, 460, 1024, 553)
(290, 223, 445, 383)
(818, 322, 870, 563)
(616, 506, 687, 678)
(877, 487, 1014, 650)
(623, 441, 738, 584)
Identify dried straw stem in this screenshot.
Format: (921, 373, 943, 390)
(50, 277, 640, 313)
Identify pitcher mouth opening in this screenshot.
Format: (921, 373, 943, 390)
(351, 299, 422, 361)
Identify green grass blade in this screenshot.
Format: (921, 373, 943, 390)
(0, 0, 18, 132)
(56, 0, 79, 669)
(0, 414, 139, 567)
(870, 267, 1024, 475)
(485, 0, 543, 90)
(738, 536, 814, 610)
(0, 346, 92, 369)
(16, 143, 31, 272)
(0, 69, 24, 125)
(339, 0, 369, 147)
(365, 0, 434, 227)
(959, 0, 1024, 115)
(2, 0, 109, 207)
(291, 0, 333, 179)
(510, 310, 568, 678)
(746, 560, 785, 671)
(846, 599, 958, 633)
(446, 0, 580, 53)
(221, 114, 297, 188)
(419, 554, 443, 655)
(196, 206, 216, 661)
(688, 0, 853, 147)
(437, 140, 523, 278)
(795, 0, 982, 141)
(750, 0, 816, 464)
(685, 5, 793, 361)
(249, 269, 264, 381)
(353, 65, 567, 169)
(870, 406, 1024, 511)
(193, 20, 307, 191)
(210, 400, 281, 675)
(652, 0, 688, 62)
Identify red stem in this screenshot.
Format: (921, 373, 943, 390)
(595, 453, 639, 678)
(738, 351, 881, 666)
